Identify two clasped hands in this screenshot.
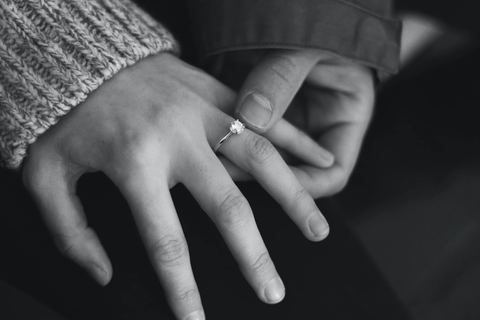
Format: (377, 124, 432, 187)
(22, 48, 374, 320)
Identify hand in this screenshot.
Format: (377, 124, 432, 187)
(231, 49, 375, 198)
(22, 53, 329, 320)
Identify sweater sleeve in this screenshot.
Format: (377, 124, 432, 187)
(188, 0, 401, 75)
(0, 0, 178, 170)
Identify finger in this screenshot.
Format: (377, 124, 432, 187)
(235, 49, 320, 133)
(211, 118, 329, 242)
(115, 166, 204, 320)
(292, 122, 369, 199)
(291, 78, 373, 198)
(22, 165, 112, 286)
(181, 145, 285, 304)
(264, 118, 334, 168)
(218, 155, 253, 182)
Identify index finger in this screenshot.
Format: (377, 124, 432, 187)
(264, 118, 335, 168)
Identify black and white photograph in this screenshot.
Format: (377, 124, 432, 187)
(1, 1, 479, 319)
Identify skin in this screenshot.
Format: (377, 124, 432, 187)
(233, 49, 376, 198)
(21, 53, 333, 320)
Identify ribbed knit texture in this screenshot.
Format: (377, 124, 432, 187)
(0, 0, 178, 169)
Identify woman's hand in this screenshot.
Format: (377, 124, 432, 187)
(22, 53, 329, 320)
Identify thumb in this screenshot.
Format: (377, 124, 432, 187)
(23, 160, 112, 286)
(235, 49, 320, 133)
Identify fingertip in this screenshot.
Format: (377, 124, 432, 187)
(263, 277, 286, 304)
(310, 140, 335, 168)
(87, 263, 111, 286)
(184, 310, 206, 320)
(307, 214, 330, 241)
(318, 149, 335, 168)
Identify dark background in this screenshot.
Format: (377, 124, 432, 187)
(1, 1, 479, 319)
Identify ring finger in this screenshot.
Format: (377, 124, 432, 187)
(179, 144, 285, 304)
(207, 114, 329, 242)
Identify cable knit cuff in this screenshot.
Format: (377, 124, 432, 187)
(0, 0, 178, 170)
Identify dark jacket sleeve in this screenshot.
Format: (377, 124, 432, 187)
(188, 0, 401, 75)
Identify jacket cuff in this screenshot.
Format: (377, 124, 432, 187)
(0, 0, 178, 170)
(190, 0, 401, 75)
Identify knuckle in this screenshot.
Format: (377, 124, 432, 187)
(291, 187, 311, 207)
(265, 54, 298, 86)
(172, 286, 199, 302)
(52, 227, 91, 261)
(250, 251, 272, 275)
(53, 234, 77, 259)
(150, 235, 188, 267)
(216, 188, 251, 228)
(120, 128, 152, 157)
(123, 145, 149, 169)
(246, 135, 276, 166)
(114, 134, 160, 175)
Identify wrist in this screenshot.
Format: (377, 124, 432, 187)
(0, 0, 178, 170)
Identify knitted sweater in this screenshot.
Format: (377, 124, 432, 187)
(0, 0, 178, 170)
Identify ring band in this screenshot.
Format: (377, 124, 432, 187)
(213, 119, 245, 153)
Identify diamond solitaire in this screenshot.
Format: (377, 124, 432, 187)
(230, 119, 245, 134)
(213, 119, 246, 153)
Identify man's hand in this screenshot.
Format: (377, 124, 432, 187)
(233, 49, 375, 198)
(22, 53, 329, 320)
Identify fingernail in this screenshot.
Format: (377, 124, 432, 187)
(185, 310, 205, 320)
(264, 277, 285, 304)
(238, 93, 272, 129)
(318, 149, 334, 167)
(89, 264, 108, 286)
(309, 215, 329, 239)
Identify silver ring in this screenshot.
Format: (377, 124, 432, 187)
(213, 119, 245, 153)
